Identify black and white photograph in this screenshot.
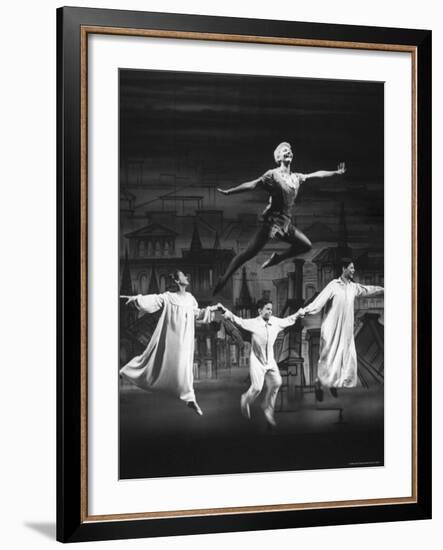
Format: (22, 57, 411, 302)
(1, 0, 436, 547)
(118, 68, 385, 480)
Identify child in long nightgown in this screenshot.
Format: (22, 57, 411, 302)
(121, 269, 218, 415)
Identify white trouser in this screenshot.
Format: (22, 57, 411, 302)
(244, 362, 282, 413)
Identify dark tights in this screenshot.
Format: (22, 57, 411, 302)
(213, 223, 312, 294)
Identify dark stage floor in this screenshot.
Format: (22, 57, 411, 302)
(119, 367, 384, 480)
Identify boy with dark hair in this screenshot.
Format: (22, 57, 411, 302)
(219, 299, 303, 427)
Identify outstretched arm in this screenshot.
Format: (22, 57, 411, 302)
(300, 282, 335, 316)
(355, 284, 384, 298)
(222, 308, 255, 332)
(217, 177, 262, 196)
(120, 293, 164, 313)
(120, 295, 137, 306)
(301, 162, 346, 182)
(277, 309, 304, 329)
(193, 301, 226, 322)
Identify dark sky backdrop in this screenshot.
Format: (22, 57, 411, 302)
(119, 69, 384, 240)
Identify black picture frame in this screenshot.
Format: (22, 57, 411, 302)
(57, 6, 432, 543)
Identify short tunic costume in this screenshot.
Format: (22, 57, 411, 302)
(259, 168, 306, 240)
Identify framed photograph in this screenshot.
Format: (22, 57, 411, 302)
(57, 6, 432, 543)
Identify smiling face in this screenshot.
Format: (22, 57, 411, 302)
(341, 262, 355, 281)
(274, 142, 294, 165)
(258, 302, 273, 321)
(280, 144, 294, 164)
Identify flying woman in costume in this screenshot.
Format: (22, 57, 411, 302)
(120, 269, 219, 415)
(213, 142, 346, 295)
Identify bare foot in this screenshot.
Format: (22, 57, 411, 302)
(187, 401, 203, 416)
(263, 408, 277, 427)
(240, 393, 251, 419)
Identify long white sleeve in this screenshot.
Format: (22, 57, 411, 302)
(302, 282, 335, 316)
(276, 313, 299, 329)
(191, 296, 214, 323)
(355, 284, 384, 297)
(134, 293, 165, 314)
(223, 310, 255, 332)
(194, 306, 213, 323)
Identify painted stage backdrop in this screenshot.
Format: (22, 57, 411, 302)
(119, 69, 384, 480)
